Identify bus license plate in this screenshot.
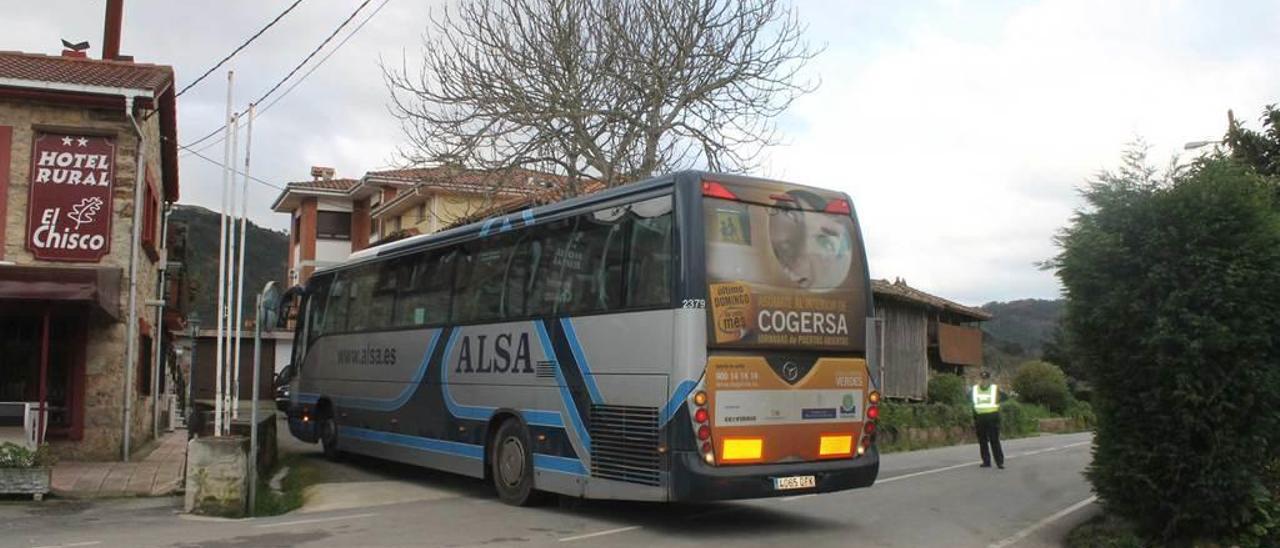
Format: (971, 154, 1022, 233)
(773, 475, 816, 490)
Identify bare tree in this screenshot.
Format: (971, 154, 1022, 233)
(384, 0, 818, 193)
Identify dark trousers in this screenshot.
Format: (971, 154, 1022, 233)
(975, 412, 1004, 466)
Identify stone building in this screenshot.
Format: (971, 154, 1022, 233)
(0, 38, 180, 460)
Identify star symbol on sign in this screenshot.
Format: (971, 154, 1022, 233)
(77, 137, 89, 147)
(61, 137, 73, 146)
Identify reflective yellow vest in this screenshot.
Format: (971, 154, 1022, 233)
(972, 384, 1000, 414)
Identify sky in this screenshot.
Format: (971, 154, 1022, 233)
(8, 0, 1279, 304)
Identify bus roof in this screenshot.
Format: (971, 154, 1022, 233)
(316, 170, 850, 277)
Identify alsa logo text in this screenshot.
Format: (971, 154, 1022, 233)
(455, 333, 534, 374)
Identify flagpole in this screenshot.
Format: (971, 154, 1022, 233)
(232, 103, 254, 422)
(213, 71, 233, 437)
(224, 112, 240, 432)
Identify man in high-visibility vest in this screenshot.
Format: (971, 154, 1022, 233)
(972, 371, 1004, 469)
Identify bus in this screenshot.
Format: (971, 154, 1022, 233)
(282, 171, 880, 505)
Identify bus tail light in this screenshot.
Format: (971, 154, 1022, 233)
(694, 408, 709, 423)
(866, 404, 880, 421)
(702, 181, 738, 200)
(868, 391, 881, 405)
(818, 434, 853, 458)
(697, 424, 711, 441)
(825, 198, 852, 215)
(864, 422, 876, 434)
(721, 438, 763, 461)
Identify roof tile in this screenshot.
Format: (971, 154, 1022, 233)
(0, 51, 173, 92)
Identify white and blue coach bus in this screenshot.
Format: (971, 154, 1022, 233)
(283, 171, 881, 505)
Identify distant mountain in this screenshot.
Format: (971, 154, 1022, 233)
(169, 205, 289, 325)
(979, 298, 1064, 373)
(980, 299, 1064, 356)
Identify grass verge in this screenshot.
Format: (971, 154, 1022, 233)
(252, 454, 322, 517)
(1065, 515, 1143, 548)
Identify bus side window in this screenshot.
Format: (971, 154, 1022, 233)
(526, 217, 577, 317)
(627, 195, 674, 308)
(306, 275, 332, 344)
(323, 272, 351, 334)
(502, 231, 539, 319)
(345, 265, 382, 331)
(560, 207, 625, 314)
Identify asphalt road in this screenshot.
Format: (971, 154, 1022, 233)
(1, 431, 1097, 548)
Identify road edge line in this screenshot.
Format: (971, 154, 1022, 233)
(987, 495, 1098, 548)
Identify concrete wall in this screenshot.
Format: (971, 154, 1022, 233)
(1, 98, 167, 460)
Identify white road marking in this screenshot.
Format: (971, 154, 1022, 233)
(878, 461, 982, 484)
(987, 496, 1098, 548)
(867, 438, 1091, 487)
(252, 512, 377, 529)
(32, 542, 102, 548)
(558, 525, 643, 542)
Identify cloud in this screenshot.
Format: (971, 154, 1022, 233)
(764, 0, 1280, 302)
(6, 0, 1278, 303)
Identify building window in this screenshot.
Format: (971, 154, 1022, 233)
(138, 334, 152, 396)
(416, 203, 427, 225)
(293, 214, 301, 243)
(141, 166, 160, 259)
(316, 211, 351, 240)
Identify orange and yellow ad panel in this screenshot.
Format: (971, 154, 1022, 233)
(707, 355, 869, 463)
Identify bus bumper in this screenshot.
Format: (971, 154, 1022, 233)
(286, 406, 319, 443)
(668, 447, 880, 501)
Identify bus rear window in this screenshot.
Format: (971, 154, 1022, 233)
(704, 194, 866, 350)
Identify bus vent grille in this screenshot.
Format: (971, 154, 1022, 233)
(589, 404, 661, 487)
(535, 361, 556, 379)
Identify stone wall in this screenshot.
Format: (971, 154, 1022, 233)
(1, 98, 167, 460)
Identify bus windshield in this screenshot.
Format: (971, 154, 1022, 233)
(704, 194, 866, 351)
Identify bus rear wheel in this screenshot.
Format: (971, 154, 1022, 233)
(490, 419, 542, 506)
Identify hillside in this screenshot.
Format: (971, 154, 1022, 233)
(979, 298, 1064, 373)
(169, 205, 289, 324)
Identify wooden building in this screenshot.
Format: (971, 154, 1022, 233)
(872, 279, 991, 400)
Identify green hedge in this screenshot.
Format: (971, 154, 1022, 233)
(877, 400, 1050, 452)
(927, 374, 967, 405)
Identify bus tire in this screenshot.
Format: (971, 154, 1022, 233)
(490, 419, 542, 506)
(319, 414, 342, 461)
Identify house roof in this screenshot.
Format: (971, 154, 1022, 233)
(271, 178, 365, 212)
(0, 51, 180, 201)
(0, 51, 173, 92)
(445, 179, 607, 229)
(365, 166, 565, 195)
(872, 279, 992, 321)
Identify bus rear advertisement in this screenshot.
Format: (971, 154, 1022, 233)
(283, 171, 879, 505)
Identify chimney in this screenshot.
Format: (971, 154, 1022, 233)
(310, 166, 336, 181)
(103, 0, 123, 60)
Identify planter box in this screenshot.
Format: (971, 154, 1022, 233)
(0, 467, 51, 501)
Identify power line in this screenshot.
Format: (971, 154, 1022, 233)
(176, 0, 305, 98)
(180, 144, 285, 191)
(181, 0, 375, 150)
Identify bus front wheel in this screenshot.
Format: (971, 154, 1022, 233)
(490, 419, 541, 506)
(319, 414, 341, 461)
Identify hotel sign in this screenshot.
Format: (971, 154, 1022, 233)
(26, 132, 116, 262)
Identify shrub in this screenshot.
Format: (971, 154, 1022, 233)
(0, 442, 55, 468)
(999, 401, 1041, 438)
(927, 374, 966, 405)
(1011, 360, 1071, 412)
(1064, 399, 1097, 429)
(1052, 152, 1280, 543)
